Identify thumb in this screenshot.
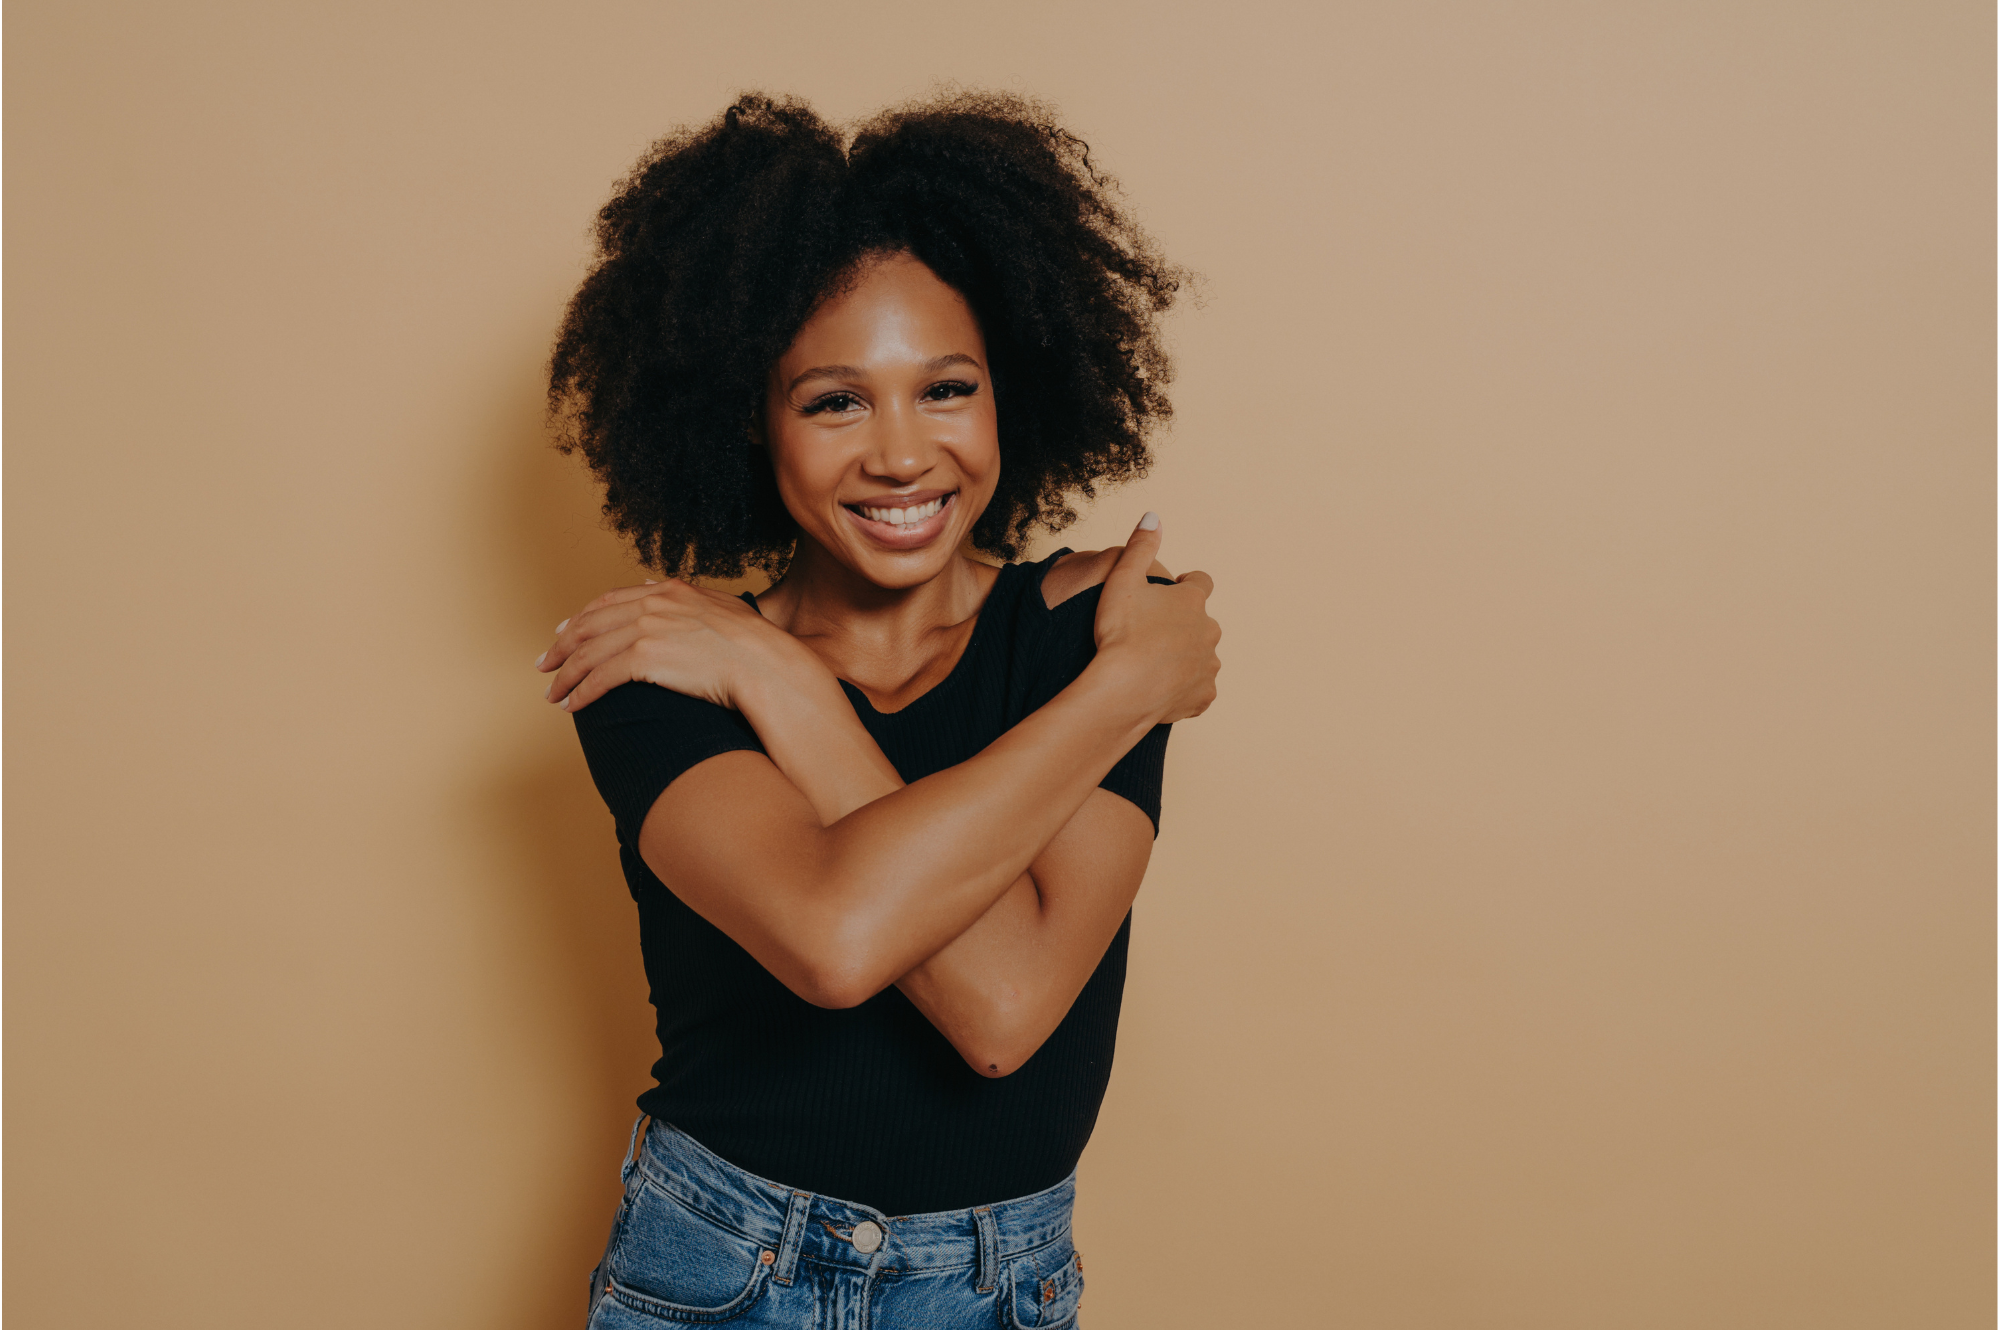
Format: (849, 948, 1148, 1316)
(1107, 512, 1163, 590)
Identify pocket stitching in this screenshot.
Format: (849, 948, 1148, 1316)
(602, 1191, 640, 1287)
(605, 1179, 774, 1323)
(605, 1262, 771, 1325)
(1004, 1240, 1084, 1330)
(632, 1171, 767, 1249)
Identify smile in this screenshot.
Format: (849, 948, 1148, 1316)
(856, 496, 946, 525)
(843, 491, 957, 543)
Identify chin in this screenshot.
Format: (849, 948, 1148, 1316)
(849, 542, 960, 589)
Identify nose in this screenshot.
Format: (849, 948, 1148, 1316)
(861, 399, 939, 485)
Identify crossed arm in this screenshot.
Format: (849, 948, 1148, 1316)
(539, 526, 1219, 1075)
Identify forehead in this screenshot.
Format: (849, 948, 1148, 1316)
(780, 253, 984, 367)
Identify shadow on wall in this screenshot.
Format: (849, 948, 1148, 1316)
(473, 373, 674, 1330)
(483, 759, 647, 1328)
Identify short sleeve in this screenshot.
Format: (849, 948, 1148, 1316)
(570, 682, 766, 846)
(1021, 574, 1174, 836)
(1101, 718, 1170, 835)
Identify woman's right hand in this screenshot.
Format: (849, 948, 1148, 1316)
(536, 578, 816, 714)
(1090, 514, 1222, 724)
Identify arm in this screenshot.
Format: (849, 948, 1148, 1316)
(896, 794, 1154, 1075)
(540, 521, 1218, 1019)
(732, 626, 1157, 1077)
(725, 543, 1166, 1076)
(636, 650, 1159, 1011)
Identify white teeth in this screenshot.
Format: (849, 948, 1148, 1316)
(859, 497, 946, 527)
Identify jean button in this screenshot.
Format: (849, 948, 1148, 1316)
(852, 1220, 884, 1253)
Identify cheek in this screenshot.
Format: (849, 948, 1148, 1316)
(765, 433, 843, 515)
(954, 410, 1002, 489)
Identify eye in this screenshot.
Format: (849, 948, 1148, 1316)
(922, 379, 979, 402)
(801, 391, 864, 416)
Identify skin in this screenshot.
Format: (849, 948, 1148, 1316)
(537, 252, 1220, 1075)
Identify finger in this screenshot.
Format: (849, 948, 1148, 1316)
(543, 623, 648, 704)
(1146, 559, 1176, 581)
(576, 580, 670, 619)
(540, 605, 623, 673)
(542, 583, 686, 671)
(1106, 512, 1164, 591)
(558, 650, 644, 714)
(540, 584, 653, 669)
(1174, 569, 1214, 598)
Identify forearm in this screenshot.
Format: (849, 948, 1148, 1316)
(732, 648, 902, 823)
(896, 791, 1152, 1075)
(802, 662, 1153, 980)
(657, 653, 1158, 1008)
(733, 652, 1151, 1068)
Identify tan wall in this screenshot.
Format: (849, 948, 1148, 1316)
(7, 2, 1991, 1326)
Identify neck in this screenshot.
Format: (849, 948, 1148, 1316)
(758, 538, 992, 653)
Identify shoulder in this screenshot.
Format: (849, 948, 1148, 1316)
(567, 681, 763, 845)
(1037, 549, 1119, 610)
(1036, 547, 1173, 610)
(572, 678, 754, 737)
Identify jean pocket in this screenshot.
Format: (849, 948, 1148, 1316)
(1005, 1237, 1085, 1329)
(596, 1179, 773, 1324)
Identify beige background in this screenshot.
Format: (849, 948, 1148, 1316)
(7, 2, 1991, 1326)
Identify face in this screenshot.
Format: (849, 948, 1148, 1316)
(764, 251, 999, 590)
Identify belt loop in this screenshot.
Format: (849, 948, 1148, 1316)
(620, 1115, 651, 1188)
(973, 1205, 999, 1294)
(773, 1191, 812, 1286)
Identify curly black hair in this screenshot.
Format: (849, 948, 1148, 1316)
(548, 90, 1187, 579)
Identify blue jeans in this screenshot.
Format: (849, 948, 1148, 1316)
(587, 1117, 1085, 1329)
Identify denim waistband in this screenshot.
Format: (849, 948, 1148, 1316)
(622, 1117, 1076, 1288)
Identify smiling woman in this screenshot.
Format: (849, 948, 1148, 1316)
(764, 258, 1000, 587)
(537, 92, 1219, 1330)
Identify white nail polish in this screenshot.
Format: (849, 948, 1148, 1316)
(555, 619, 569, 633)
(1138, 512, 1160, 531)
(534, 652, 547, 669)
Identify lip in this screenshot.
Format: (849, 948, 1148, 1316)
(841, 490, 958, 549)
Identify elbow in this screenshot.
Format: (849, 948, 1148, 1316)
(783, 939, 893, 1011)
(777, 878, 908, 1010)
(971, 1051, 1025, 1079)
(953, 1008, 1053, 1078)
(765, 903, 897, 1009)
(788, 963, 881, 1011)
(961, 1035, 1042, 1079)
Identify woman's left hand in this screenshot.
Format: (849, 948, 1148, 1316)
(535, 580, 798, 713)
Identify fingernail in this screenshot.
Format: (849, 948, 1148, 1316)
(555, 619, 569, 633)
(644, 579, 657, 585)
(534, 652, 547, 669)
(1138, 512, 1160, 531)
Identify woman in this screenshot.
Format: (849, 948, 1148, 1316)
(536, 92, 1220, 1329)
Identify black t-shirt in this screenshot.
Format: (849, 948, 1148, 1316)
(571, 550, 1170, 1215)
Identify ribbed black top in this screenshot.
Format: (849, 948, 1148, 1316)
(571, 550, 1170, 1214)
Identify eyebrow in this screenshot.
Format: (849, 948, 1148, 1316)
(786, 353, 983, 394)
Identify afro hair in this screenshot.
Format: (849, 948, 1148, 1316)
(548, 90, 1187, 579)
